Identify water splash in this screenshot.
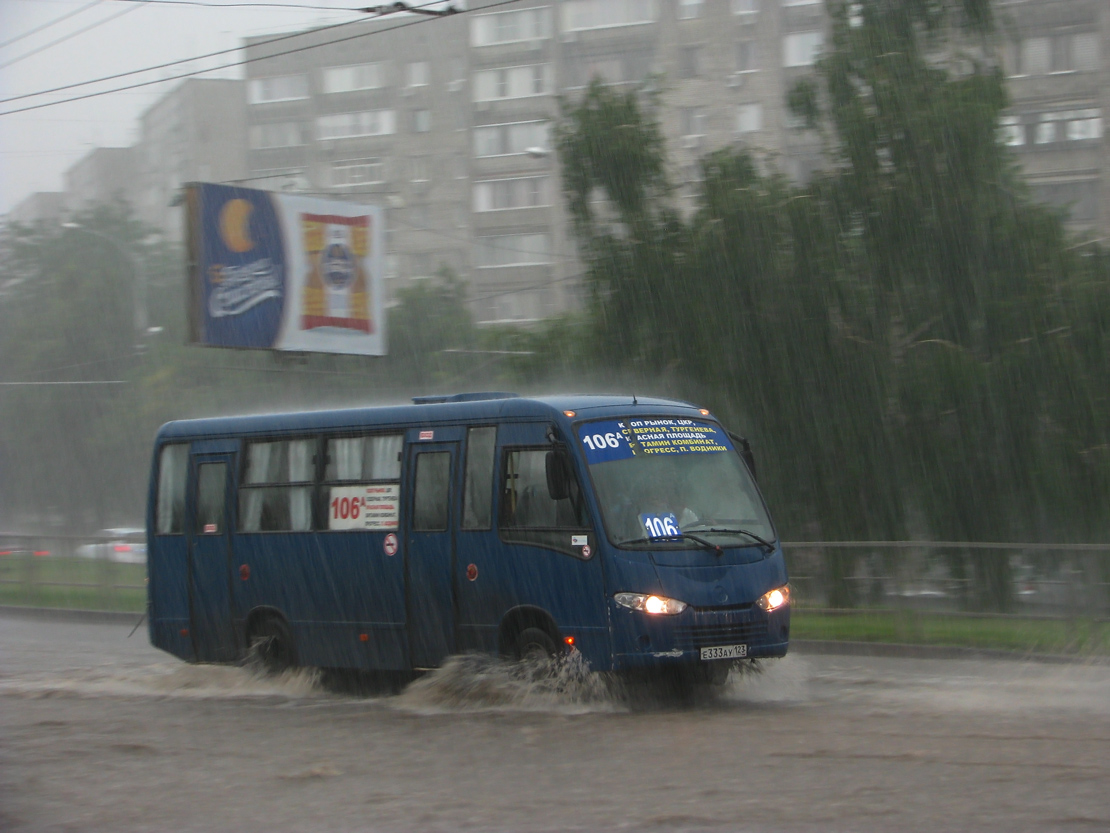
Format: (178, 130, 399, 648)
(393, 652, 620, 714)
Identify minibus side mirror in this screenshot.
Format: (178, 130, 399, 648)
(545, 449, 572, 501)
(728, 432, 757, 481)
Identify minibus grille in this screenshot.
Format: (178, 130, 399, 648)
(675, 620, 768, 648)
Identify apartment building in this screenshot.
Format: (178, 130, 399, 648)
(240, 0, 1107, 325)
(134, 79, 249, 243)
(997, 0, 1108, 238)
(63, 147, 139, 213)
(242, 18, 472, 310)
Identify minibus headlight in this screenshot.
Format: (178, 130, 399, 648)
(756, 584, 790, 612)
(614, 593, 687, 615)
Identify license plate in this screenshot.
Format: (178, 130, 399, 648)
(700, 644, 748, 661)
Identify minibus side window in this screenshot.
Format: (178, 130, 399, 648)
(195, 463, 227, 534)
(500, 449, 585, 530)
(413, 451, 451, 531)
(239, 438, 315, 532)
(462, 426, 497, 530)
(156, 444, 188, 535)
(321, 433, 403, 532)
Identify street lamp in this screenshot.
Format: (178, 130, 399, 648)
(60, 222, 153, 352)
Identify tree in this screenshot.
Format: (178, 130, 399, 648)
(554, 1, 1110, 608)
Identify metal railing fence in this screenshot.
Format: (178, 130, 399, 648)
(782, 540, 1110, 620)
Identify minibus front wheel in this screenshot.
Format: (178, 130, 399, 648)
(512, 627, 559, 662)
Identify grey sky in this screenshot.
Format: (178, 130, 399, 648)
(0, 0, 367, 215)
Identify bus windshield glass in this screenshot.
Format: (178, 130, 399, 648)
(577, 418, 775, 547)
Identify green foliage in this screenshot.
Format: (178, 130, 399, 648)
(555, 0, 1110, 608)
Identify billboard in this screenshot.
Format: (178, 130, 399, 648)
(186, 183, 386, 356)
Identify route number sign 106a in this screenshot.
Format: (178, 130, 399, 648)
(582, 432, 622, 451)
(328, 483, 400, 530)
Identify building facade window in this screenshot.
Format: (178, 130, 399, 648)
(473, 64, 553, 101)
(1065, 109, 1102, 141)
(1032, 180, 1099, 223)
(1071, 32, 1100, 72)
(1029, 109, 1103, 144)
(678, 0, 704, 20)
(569, 58, 624, 88)
(406, 62, 430, 87)
(562, 0, 656, 32)
(249, 122, 307, 149)
(331, 158, 384, 187)
(413, 109, 431, 132)
(997, 115, 1024, 147)
(1034, 118, 1056, 145)
(248, 75, 309, 104)
(736, 40, 758, 72)
(474, 233, 550, 267)
(1019, 37, 1051, 75)
(316, 110, 397, 140)
(783, 31, 824, 67)
(680, 107, 707, 137)
(323, 63, 384, 94)
(473, 120, 551, 157)
(679, 46, 702, 79)
(471, 7, 552, 46)
(732, 0, 759, 15)
(473, 176, 550, 212)
(736, 103, 763, 134)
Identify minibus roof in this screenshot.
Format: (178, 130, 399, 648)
(154, 394, 709, 442)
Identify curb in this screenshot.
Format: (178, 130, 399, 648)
(0, 604, 142, 625)
(790, 638, 1103, 665)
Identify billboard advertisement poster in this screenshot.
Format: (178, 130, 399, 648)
(186, 182, 386, 356)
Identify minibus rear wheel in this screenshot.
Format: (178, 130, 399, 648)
(512, 627, 558, 663)
(248, 615, 297, 675)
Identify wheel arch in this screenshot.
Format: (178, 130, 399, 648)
(497, 605, 560, 657)
(243, 605, 289, 639)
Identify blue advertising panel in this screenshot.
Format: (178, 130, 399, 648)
(576, 419, 733, 465)
(195, 183, 286, 349)
(187, 182, 386, 356)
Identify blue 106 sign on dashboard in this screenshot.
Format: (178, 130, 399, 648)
(640, 513, 680, 540)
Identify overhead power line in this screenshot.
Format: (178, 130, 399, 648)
(0, 0, 505, 118)
(0, 0, 102, 51)
(0, 11, 367, 106)
(111, 0, 364, 9)
(0, 2, 149, 71)
(0, 0, 462, 109)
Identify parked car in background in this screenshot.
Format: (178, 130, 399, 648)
(75, 528, 147, 564)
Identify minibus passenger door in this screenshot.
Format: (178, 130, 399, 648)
(405, 441, 459, 668)
(186, 453, 238, 662)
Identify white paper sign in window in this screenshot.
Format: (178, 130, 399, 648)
(328, 483, 400, 530)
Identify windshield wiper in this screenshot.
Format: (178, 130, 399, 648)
(616, 533, 723, 555)
(703, 527, 776, 553)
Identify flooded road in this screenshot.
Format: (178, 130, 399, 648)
(1, 612, 1108, 832)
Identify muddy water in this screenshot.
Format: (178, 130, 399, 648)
(1, 614, 1108, 832)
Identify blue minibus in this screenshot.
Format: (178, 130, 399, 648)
(146, 394, 789, 682)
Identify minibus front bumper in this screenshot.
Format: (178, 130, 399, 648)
(608, 602, 790, 671)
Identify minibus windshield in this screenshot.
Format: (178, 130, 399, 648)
(576, 418, 775, 548)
